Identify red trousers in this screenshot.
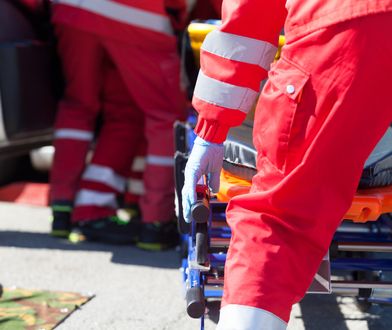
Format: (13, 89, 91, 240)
(221, 13, 392, 326)
(50, 25, 144, 220)
(50, 25, 185, 222)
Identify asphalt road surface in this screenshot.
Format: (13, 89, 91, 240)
(0, 202, 391, 329)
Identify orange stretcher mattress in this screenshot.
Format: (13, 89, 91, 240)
(217, 169, 392, 223)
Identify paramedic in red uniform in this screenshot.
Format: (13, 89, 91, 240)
(50, 0, 186, 249)
(182, 0, 392, 327)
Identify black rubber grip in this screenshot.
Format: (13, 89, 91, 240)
(196, 223, 208, 265)
(186, 287, 205, 318)
(191, 202, 209, 223)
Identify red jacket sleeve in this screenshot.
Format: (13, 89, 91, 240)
(192, 0, 287, 143)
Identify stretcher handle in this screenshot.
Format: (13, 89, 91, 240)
(186, 286, 205, 318)
(191, 182, 210, 223)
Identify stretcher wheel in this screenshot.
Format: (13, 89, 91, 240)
(186, 287, 205, 318)
(353, 269, 380, 312)
(355, 288, 373, 312)
(196, 223, 208, 265)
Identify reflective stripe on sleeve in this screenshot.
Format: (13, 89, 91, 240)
(146, 155, 174, 167)
(82, 164, 126, 192)
(193, 71, 258, 113)
(54, 128, 94, 141)
(202, 30, 277, 71)
(128, 178, 145, 195)
(55, 0, 173, 35)
(74, 189, 118, 209)
(217, 304, 287, 330)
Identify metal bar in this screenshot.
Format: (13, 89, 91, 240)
(209, 228, 231, 238)
(337, 242, 392, 253)
(210, 237, 230, 249)
(205, 279, 392, 290)
(331, 281, 392, 289)
(204, 281, 392, 299)
(331, 258, 392, 271)
(333, 232, 392, 242)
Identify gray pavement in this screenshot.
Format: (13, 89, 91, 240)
(0, 202, 391, 329)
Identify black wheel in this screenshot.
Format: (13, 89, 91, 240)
(355, 293, 372, 312)
(0, 284, 3, 298)
(196, 223, 208, 265)
(352, 270, 379, 312)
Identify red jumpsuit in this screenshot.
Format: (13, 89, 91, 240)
(190, 0, 222, 19)
(50, 0, 186, 223)
(192, 0, 392, 328)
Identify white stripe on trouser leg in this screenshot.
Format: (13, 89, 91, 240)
(82, 164, 126, 192)
(132, 156, 145, 172)
(217, 304, 287, 330)
(128, 179, 145, 195)
(146, 155, 174, 167)
(54, 128, 94, 141)
(74, 189, 118, 209)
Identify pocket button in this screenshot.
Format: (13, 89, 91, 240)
(286, 84, 295, 95)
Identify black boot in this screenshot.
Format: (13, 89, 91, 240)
(137, 221, 179, 251)
(78, 216, 141, 244)
(51, 201, 73, 238)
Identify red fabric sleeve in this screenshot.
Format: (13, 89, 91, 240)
(192, 0, 287, 143)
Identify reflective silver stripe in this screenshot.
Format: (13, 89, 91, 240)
(314, 273, 330, 291)
(74, 189, 118, 209)
(202, 30, 277, 71)
(217, 304, 287, 330)
(194, 71, 258, 113)
(54, 128, 93, 141)
(132, 157, 145, 172)
(56, 0, 173, 35)
(146, 155, 174, 167)
(82, 164, 126, 192)
(128, 179, 145, 195)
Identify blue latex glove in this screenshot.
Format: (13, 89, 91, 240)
(182, 136, 224, 223)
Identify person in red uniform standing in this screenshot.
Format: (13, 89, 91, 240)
(182, 0, 392, 327)
(50, 0, 187, 249)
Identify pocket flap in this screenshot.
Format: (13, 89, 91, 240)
(268, 57, 310, 101)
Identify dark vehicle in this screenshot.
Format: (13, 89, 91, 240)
(0, 0, 59, 181)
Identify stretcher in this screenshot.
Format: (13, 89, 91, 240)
(175, 20, 392, 328)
